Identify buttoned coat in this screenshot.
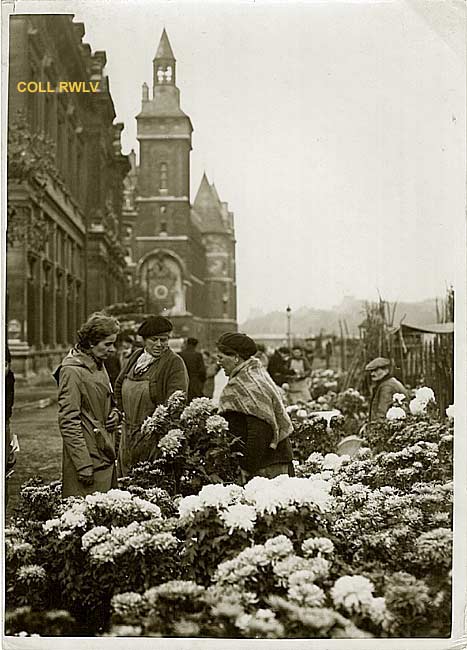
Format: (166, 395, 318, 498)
(54, 349, 117, 497)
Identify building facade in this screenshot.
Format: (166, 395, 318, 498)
(7, 14, 129, 378)
(125, 30, 237, 346)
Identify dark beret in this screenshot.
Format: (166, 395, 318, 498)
(365, 357, 390, 371)
(217, 332, 257, 358)
(137, 316, 173, 338)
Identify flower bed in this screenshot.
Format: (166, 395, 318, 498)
(5, 388, 453, 638)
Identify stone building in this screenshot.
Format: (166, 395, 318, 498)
(125, 30, 237, 346)
(6, 14, 129, 378)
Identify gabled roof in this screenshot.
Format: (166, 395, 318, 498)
(401, 322, 454, 334)
(193, 173, 228, 234)
(154, 28, 175, 60)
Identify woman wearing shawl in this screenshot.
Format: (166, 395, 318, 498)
(114, 316, 188, 477)
(216, 332, 294, 482)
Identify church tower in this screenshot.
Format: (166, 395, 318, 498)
(133, 30, 206, 338)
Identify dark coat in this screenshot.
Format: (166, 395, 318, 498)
(54, 349, 117, 498)
(179, 347, 207, 401)
(222, 410, 293, 474)
(114, 347, 189, 411)
(369, 375, 410, 422)
(267, 352, 289, 387)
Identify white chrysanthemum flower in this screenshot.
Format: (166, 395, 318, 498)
(148, 580, 205, 599)
(206, 414, 229, 434)
(364, 596, 388, 625)
(43, 518, 61, 532)
(178, 494, 203, 520)
(82, 526, 110, 550)
(89, 540, 118, 562)
(322, 453, 344, 470)
(60, 509, 87, 530)
(302, 537, 334, 557)
(392, 393, 407, 404)
(17, 564, 47, 581)
(180, 397, 215, 423)
(386, 406, 406, 421)
(111, 591, 144, 616)
(158, 429, 185, 457)
(198, 483, 235, 509)
(331, 575, 375, 613)
(150, 532, 178, 551)
(220, 504, 257, 532)
(288, 582, 326, 607)
(409, 398, 427, 415)
(446, 404, 455, 420)
(415, 386, 435, 403)
(264, 535, 294, 560)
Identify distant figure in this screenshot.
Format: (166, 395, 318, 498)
(287, 346, 312, 403)
(268, 347, 290, 388)
(104, 334, 135, 389)
(325, 340, 333, 369)
(202, 350, 219, 399)
(5, 347, 19, 505)
(254, 343, 269, 369)
(304, 338, 315, 369)
(179, 338, 207, 402)
(365, 357, 410, 422)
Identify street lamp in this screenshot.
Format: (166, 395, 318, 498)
(286, 305, 292, 350)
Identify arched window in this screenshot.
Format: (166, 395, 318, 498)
(159, 162, 168, 191)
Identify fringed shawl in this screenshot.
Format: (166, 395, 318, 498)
(218, 357, 293, 449)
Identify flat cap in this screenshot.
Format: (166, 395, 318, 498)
(137, 316, 173, 338)
(365, 357, 390, 371)
(217, 332, 257, 358)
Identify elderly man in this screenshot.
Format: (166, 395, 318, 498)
(366, 357, 410, 422)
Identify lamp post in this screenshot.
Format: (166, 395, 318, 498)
(286, 305, 292, 350)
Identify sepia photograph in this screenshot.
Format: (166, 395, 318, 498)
(1, 0, 466, 647)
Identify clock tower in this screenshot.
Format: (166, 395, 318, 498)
(127, 29, 237, 345)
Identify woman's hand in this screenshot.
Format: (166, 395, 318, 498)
(78, 467, 94, 486)
(106, 408, 121, 431)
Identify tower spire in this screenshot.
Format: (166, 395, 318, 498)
(153, 28, 176, 89)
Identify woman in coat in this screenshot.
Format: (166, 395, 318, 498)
(114, 316, 188, 477)
(54, 313, 121, 498)
(216, 332, 294, 483)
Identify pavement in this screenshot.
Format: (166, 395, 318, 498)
(13, 381, 58, 411)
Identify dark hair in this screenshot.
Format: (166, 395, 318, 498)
(77, 312, 120, 350)
(187, 337, 198, 347)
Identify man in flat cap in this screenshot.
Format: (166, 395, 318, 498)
(365, 357, 409, 422)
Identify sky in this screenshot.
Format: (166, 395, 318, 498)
(7, 0, 467, 322)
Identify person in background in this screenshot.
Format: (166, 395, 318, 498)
(202, 350, 219, 399)
(179, 337, 207, 402)
(54, 313, 121, 498)
(216, 332, 294, 483)
(365, 357, 410, 422)
(287, 345, 312, 403)
(325, 339, 333, 369)
(5, 347, 19, 505)
(115, 316, 188, 477)
(253, 343, 269, 369)
(104, 334, 135, 389)
(304, 338, 315, 369)
(267, 346, 290, 388)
